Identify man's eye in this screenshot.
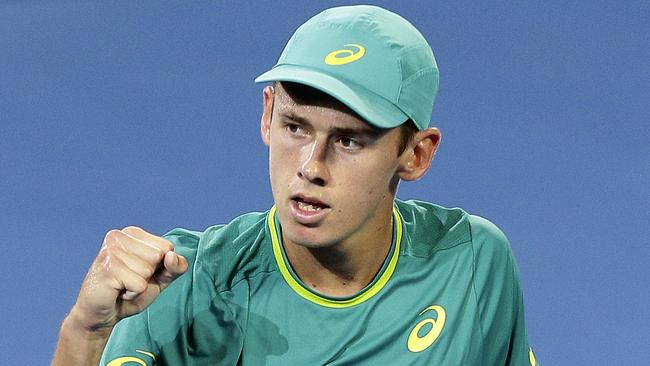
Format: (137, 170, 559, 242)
(287, 124, 301, 134)
(337, 137, 362, 149)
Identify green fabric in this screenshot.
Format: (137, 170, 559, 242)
(254, 5, 439, 130)
(101, 199, 534, 365)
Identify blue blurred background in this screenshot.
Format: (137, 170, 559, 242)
(1, 1, 648, 364)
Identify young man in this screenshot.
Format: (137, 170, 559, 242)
(53, 5, 536, 365)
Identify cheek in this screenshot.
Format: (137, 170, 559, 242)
(268, 140, 299, 194)
(336, 155, 396, 198)
(268, 137, 290, 171)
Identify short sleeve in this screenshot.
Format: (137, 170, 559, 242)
(469, 215, 536, 366)
(100, 310, 156, 365)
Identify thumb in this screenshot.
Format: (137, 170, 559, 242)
(155, 251, 189, 291)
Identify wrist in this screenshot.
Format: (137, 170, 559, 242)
(52, 307, 113, 366)
(64, 305, 115, 339)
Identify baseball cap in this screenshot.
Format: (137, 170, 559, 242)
(254, 5, 439, 130)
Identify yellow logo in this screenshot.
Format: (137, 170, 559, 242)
(407, 305, 446, 353)
(324, 44, 365, 65)
(107, 350, 156, 366)
(529, 347, 537, 366)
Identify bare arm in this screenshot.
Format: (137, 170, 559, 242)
(52, 309, 112, 365)
(52, 227, 188, 366)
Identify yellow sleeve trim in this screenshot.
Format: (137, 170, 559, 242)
(529, 347, 537, 366)
(268, 205, 402, 308)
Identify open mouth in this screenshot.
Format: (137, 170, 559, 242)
(296, 201, 325, 211)
(292, 195, 329, 208)
(290, 195, 331, 223)
(294, 197, 329, 211)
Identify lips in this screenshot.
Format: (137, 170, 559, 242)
(289, 194, 331, 225)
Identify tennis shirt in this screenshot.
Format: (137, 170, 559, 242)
(101, 199, 537, 365)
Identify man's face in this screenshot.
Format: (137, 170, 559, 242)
(261, 83, 405, 249)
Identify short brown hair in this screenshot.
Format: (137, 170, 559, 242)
(397, 119, 419, 155)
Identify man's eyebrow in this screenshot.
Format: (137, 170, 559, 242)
(279, 111, 310, 125)
(331, 126, 386, 138)
(279, 111, 386, 138)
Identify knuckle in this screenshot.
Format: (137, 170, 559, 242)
(142, 264, 156, 279)
(101, 254, 118, 272)
(161, 239, 174, 253)
(121, 225, 142, 235)
(134, 277, 148, 293)
(151, 247, 165, 262)
(103, 229, 121, 244)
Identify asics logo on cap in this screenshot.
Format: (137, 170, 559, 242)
(324, 44, 365, 65)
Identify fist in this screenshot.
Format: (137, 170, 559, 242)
(72, 226, 188, 331)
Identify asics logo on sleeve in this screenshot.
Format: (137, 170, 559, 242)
(407, 305, 446, 353)
(324, 44, 365, 65)
(107, 349, 156, 366)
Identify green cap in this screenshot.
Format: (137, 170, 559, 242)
(254, 5, 439, 130)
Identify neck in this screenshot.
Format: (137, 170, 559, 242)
(282, 205, 394, 297)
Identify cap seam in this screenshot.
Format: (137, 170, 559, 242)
(401, 67, 439, 86)
(396, 57, 404, 104)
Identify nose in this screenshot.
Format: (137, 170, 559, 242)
(298, 139, 330, 186)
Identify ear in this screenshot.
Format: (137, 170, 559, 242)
(397, 127, 441, 181)
(260, 85, 275, 146)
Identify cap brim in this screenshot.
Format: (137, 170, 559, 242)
(254, 65, 408, 129)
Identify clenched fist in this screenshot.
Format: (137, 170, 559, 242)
(52, 226, 188, 365)
(71, 226, 188, 332)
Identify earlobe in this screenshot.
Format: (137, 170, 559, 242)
(397, 128, 441, 181)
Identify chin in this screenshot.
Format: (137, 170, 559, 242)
(283, 225, 339, 249)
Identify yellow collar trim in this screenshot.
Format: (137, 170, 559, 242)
(268, 205, 402, 308)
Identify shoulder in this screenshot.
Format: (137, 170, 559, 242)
(163, 209, 274, 291)
(396, 199, 470, 256)
(466, 214, 512, 259)
(463, 213, 520, 299)
(162, 210, 269, 257)
(396, 199, 513, 260)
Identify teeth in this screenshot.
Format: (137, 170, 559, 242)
(298, 201, 322, 211)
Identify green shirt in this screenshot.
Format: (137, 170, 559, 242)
(101, 199, 537, 365)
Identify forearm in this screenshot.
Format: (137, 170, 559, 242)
(51, 310, 113, 366)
